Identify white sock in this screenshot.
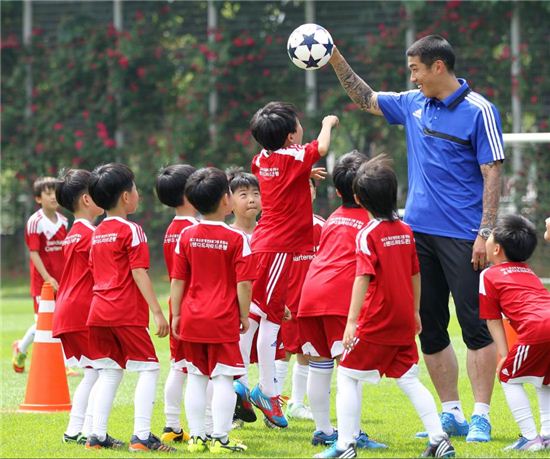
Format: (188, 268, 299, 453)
(275, 360, 289, 395)
(537, 385, 550, 437)
(335, 369, 360, 450)
(211, 375, 237, 439)
(473, 402, 490, 420)
(354, 381, 363, 437)
(65, 368, 99, 436)
(441, 400, 466, 423)
(164, 368, 186, 430)
(238, 317, 259, 389)
(290, 363, 309, 405)
(501, 382, 538, 440)
(205, 379, 214, 436)
(185, 373, 209, 438)
(133, 369, 159, 440)
(257, 318, 280, 397)
(92, 368, 123, 440)
(308, 360, 334, 435)
(396, 367, 445, 445)
(82, 378, 98, 437)
(19, 323, 36, 354)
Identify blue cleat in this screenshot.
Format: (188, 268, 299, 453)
(313, 443, 357, 458)
(503, 435, 544, 451)
(466, 415, 491, 442)
(416, 412, 469, 438)
(250, 384, 288, 428)
(233, 380, 257, 423)
(355, 431, 388, 449)
(312, 429, 338, 446)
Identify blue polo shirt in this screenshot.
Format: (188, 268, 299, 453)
(378, 79, 505, 240)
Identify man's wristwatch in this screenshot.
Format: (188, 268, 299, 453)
(478, 227, 492, 240)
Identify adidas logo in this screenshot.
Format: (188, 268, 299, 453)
(413, 108, 422, 119)
(502, 368, 509, 376)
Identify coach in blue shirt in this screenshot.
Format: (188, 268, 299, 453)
(330, 35, 503, 443)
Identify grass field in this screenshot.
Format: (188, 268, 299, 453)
(0, 278, 547, 458)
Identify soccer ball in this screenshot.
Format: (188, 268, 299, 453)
(287, 23, 334, 70)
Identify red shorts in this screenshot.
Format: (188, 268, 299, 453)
(59, 331, 92, 368)
(182, 341, 245, 377)
(251, 252, 293, 324)
(88, 326, 159, 371)
(499, 342, 550, 386)
(280, 316, 302, 355)
(299, 315, 347, 359)
(339, 339, 419, 382)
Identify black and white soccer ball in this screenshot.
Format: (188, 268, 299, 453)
(287, 23, 334, 70)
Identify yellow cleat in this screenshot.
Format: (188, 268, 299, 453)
(209, 437, 247, 454)
(161, 427, 190, 443)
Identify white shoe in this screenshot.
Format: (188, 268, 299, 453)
(285, 401, 314, 420)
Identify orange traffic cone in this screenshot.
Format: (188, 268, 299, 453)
(19, 282, 71, 412)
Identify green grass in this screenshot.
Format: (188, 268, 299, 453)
(0, 278, 546, 458)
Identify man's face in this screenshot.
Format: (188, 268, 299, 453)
(408, 55, 438, 98)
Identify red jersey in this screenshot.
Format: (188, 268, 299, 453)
(173, 221, 257, 343)
(298, 206, 370, 318)
(88, 217, 150, 327)
(479, 262, 550, 344)
(163, 216, 198, 279)
(25, 209, 68, 296)
(53, 219, 95, 336)
(286, 214, 324, 315)
(251, 140, 320, 253)
(355, 219, 420, 345)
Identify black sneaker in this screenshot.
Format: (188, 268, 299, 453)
(421, 435, 456, 457)
(129, 433, 177, 453)
(63, 432, 87, 445)
(85, 433, 125, 449)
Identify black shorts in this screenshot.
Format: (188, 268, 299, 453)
(414, 232, 493, 354)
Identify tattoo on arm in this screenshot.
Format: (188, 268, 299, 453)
(480, 161, 502, 228)
(332, 57, 380, 114)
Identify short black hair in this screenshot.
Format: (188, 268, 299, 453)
(33, 177, 57, 197)
(333, 150, 369, 207)
(353, 154, 398, 221)
(156, 164, 196, 208)
(250, 101, 299, 151)
(55, 169, 92, 213)
(89, 163, 135, 211)
(492, 215, 537, 262)
(185, 167, 229, 215)
(406, 34, 455, 72)
(226, 166, 259, 193)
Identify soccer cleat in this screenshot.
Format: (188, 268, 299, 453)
(250, 384, 288, 428)
(63, 432, 87, 445)
(232, 418, 244, 430)
(417, 412, 469, 439)
(421, 434, 456, 457)
(187, 435, 209, 453)
(503, 435, 544, 452)
(264, 416, 281, 429)
(160, 426, 190, 443)
(355, 431, 388, 449)
(209, 436, 247, 453)
(234, 380, 257, 422)
(314, 443, 357, 458)
(128, 433, 177, 452)
(312, 429, 338, 446)
(12, 340, 27, 373)
(285, 401, 314, 420)
(465, 414, 491, 442)
(542, 435, 550, 449)
(85, 433, 125, 449)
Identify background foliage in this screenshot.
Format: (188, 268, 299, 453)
(2, 1, 549, 275)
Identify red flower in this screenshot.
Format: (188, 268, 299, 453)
(446, 0, 461, 9)
(103, 138, 116, 148)
(245, 37, 255, 46)
(160, 4, 170, 14)
(263, 69, 271, 77)
(232, 37, 244, 47)
(107, 23, 117, 37)
(58, 135, 65, 142)
(469, 19, 482, 30)
(82, 111, 89, 120)
(265, 35, 273, 45)
(530, 95, 538, 104)
(154, 47, 163, 59)
(215, 32, 223, 42)
(31, 104, 38, 113)
(135, 10, 144, 21)
(71, 157, 83, 166)
(130, 82, 139, 92)
(118, 55, 129, 69)
(35, 143, 45, 154)
(75, 140, 84, 151)
(136, 67, 146, 79)
(96, 122, 107, 131)
(107, 48, 117, 58)
(32, 28, 44, 37)
(74, 130, 84, 138)
(148, 136, 157, 146)
(53, 122, 63, 130)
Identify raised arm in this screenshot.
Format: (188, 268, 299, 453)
(329, 47, 383, 116)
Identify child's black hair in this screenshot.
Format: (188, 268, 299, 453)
(55, 169, 92, 213)
(33, 177, 57, 197)
(353, 154, 398, 220)
(185, 167, 229, 215)
(89, 163, 135, 211)
(492, 215, 538, 262)
(156, 164, 196, 208)
(226, 166, 259, 193)
(333, 150, 369, 208)
(250, 101, 298, 151)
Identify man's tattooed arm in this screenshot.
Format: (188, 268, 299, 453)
(480, 161, 502, 229)
(329, 48, 383, 116)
